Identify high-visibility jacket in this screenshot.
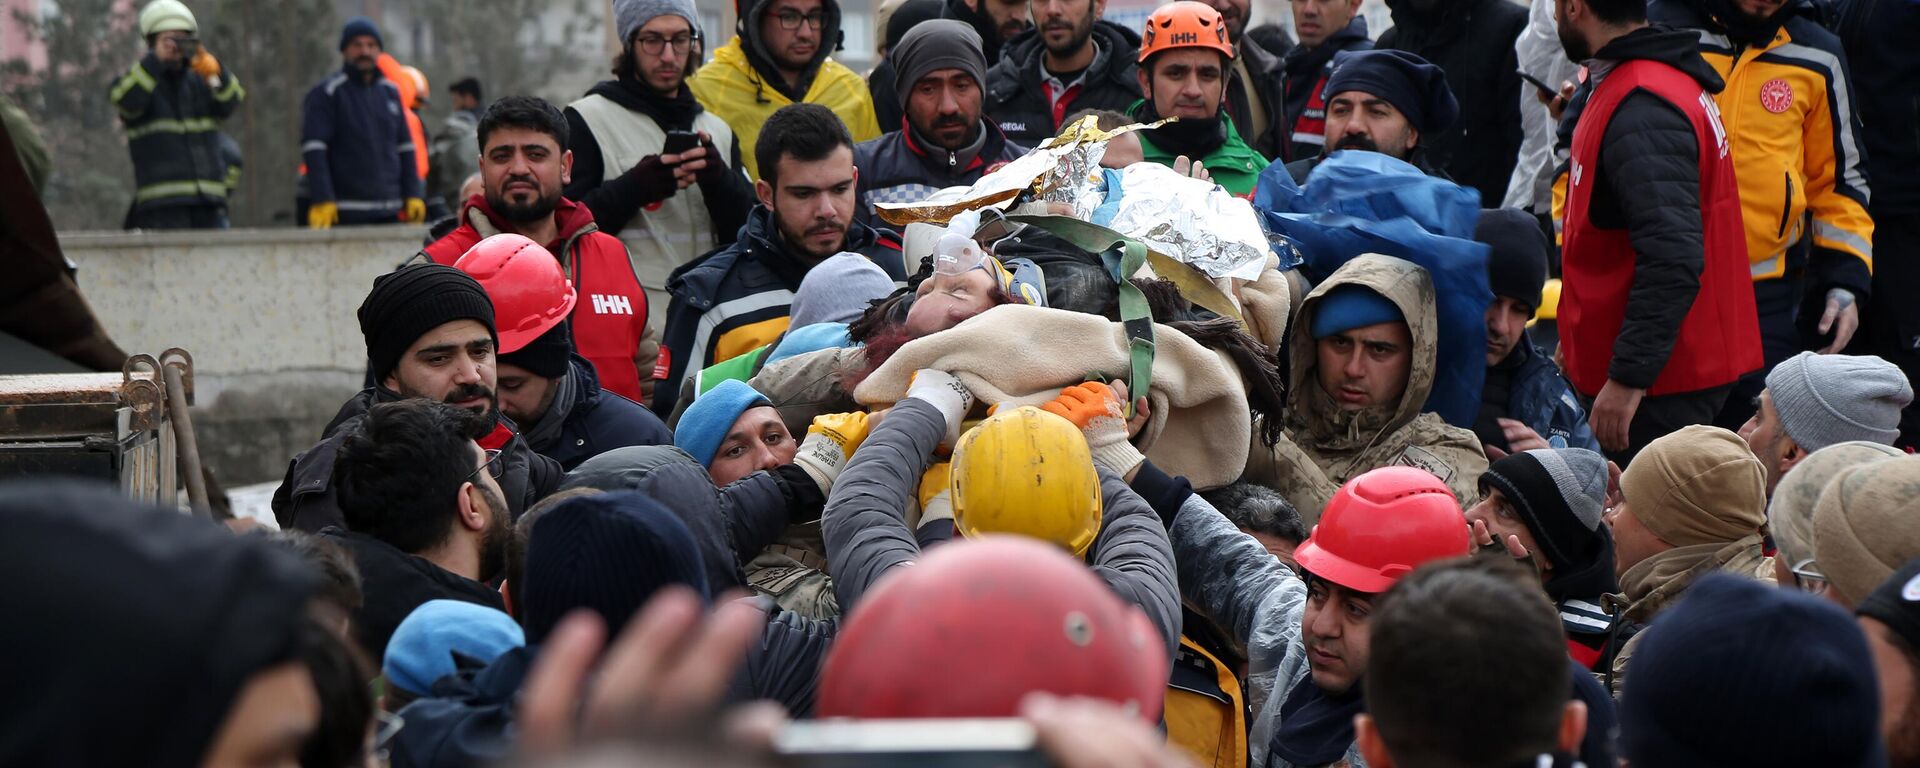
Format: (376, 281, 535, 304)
(375, 54, 430, 182)
(110, 53, 243, 214)
(689, 38, 879, 179)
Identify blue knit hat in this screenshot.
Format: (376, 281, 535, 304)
(1310, 285, 1405, 339)
(339, 16, 382, 51)
(521, 491, 710, 644)
(674, 379, 773, 467)
(1325, 49, 1458, 134)
(382, 600, 524, 696)
(1620, 574, 1884, 768)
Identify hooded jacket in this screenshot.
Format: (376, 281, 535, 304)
(1276, 17, 1374, 163)
(1375, 0, 1528, 205)
(985, 22, 1145, 147)
(110, 51, 244, 217)
(0, 482, 316, 768)
(1245, 256, 1488, 520)
(852, 119, 1028, 225)
(654, 206, 905, 417)
(528, 356, 672, 471)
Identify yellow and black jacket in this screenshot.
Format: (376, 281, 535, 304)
(109, 52, 243, 216)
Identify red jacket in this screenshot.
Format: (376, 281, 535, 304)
(421, 195, 654, 402)
(1561, 59, 1760, 397)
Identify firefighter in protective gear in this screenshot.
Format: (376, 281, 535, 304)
(113, 0, 244, 229)
(950, 406, 1104, 558)
(816, 537, 1170, 720)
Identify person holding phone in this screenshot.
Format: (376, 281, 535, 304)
(112, 0, 244, 230)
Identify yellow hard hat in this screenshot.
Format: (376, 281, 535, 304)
(949, 407, 1103, 557)
(1531, 278, 1562, 325)
(139, 0, 198, 37)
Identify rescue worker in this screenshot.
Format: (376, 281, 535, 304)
(112, 0, 244, 230)
(690, 0, 881, 178)
(1374, 0, 1527, 205)
(1126, 2, 1269, 197)
(453, 234, 672, 472)
(654, 104, 907, 418)
(1274, 0, 1372, 163)
(565, 0, 755, 282)
(853, 20, 1027, 223)
(1648, 0, 1874, 430)
(1474, 208, 1599, 454)
(418, 96, 657, 405)
(1281, 49, 1457, 185)
(376, 55, 432, 198)
(984, 0, 1144, 147)
(1245, 254, 1488, 521)
(300, 17, 426, 227)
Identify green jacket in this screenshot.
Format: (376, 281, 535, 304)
(1128, 102, 1268, 197)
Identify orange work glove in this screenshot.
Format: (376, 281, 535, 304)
(190, 49, 221, 79)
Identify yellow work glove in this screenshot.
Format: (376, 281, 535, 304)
(307, 201, 338, 229)
(402, 197, 427, 223)
(190, 49, 221, 79)
(914, 461, 954, 532)
(792, 411, 872, 495)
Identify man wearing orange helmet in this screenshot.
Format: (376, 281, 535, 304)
(1127, 1, 1269, 196)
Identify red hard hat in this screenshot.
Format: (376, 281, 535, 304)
(454, 234, 576, 354)
(1292, 466, 1470, 594)
(816, 537, 1168, 721)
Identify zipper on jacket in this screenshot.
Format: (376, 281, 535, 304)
(1777, 172, 1793, 238)
(947, 150, 958, 170)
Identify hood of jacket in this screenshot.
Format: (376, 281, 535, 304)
(452, 192, 601, 250)
(561, 445, 748, 590)
(1286, 254, 1440, 449)
(998, 20, 1142, 93)
(584, 75, 705, 131)
(737, 0, 843, 99)
(1592, 25, 1727, 93)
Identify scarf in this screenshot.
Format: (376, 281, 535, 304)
(521, 370, 580, 453)
(1292, 374, 1403, 452)
(1617, 535, 1762, 621)
(1270, 674, 1365, 766)
(1137, 100, 1229, 161)
(585, 76, 703, 132)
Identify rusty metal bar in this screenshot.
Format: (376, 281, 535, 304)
(161, 356, 209, 516)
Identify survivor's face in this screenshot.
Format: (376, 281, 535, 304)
(198, 661, 319, 768)
(1143, 49, 1226, 121)
(907, 268, 1000, 338)
(1738, 390, 1795, 495)
(1485, 295, 1532, 366)
(1100, 133, 1144, 168)
(1326, 90, 1419, 159)
(1862, 617, 1920, 768)
(708, 406, 797, 486)
(495, 362, 559, 428)
(1201, 0, 1251, 42)
(1302, 576, 1374, 694)
(1034, 0, 1100, 57)
(984, 0, 1034, 41)
(481, 126, 570, 225)
(633, 14, 695, 95)
(1465, 489, 1549, 573)
(343, 35, 381, 75)
(1314, 320, 1413, 411)
(1603, 499, 1667, 577)
(761, 0, 825, 73)
(1292, 0, 1362, 47)
(907, 68, 984, 151)
(384, 319, 499, 437)
(756, 146, 858, 262)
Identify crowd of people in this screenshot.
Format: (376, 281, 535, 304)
(11, 0, 1920, 764)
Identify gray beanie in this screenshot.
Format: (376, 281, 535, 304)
(1765, 351, 1913, 451)
(889, 20, 987, 116)
(615, 0, 701, 47)
(790, 252, 899, 328)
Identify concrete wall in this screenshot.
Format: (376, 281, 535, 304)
(60, 225, 430, 487)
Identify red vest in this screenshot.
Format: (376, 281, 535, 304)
(423, 198, 652, 402)
(1290, 73, 1330, 153)
(1560, 59, 1760, 397)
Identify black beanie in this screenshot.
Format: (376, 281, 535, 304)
(357, 265, 498, 383)
(1858, 557, 1920, 658)
(1479, 449, 1609, 574)
(499, 322, 572, 380)
(521, 491, 711, 644)
(1325, 49, 1459, 135)
(1474, 208, 1551, 310)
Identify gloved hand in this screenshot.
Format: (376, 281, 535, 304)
(906, 369, 975, 447)
(915, 462, 954, 532)
(308, 201, 338, 229)
(402, 197, 427, 223)
(791, 412, 872, 495)
(190, 49, 221, 79)
(621, 154, 680, 206)
(694, 136, 731, 186)
(1042, 381, 1145, 477)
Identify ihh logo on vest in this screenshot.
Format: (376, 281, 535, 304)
(591, 294, 634, 315)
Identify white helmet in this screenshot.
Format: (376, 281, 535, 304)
(139, 0, 198, 38)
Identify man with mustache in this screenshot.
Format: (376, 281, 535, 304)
(943, 0, 1032, 63)
(691, 0, 880, 179)
(1274, 0, 1372, 163)
(1280, 49, 1458, 186)
(299, 16, 426, 228)
(984, 0, 1144, 147)
(654, 104, 908, 417)
(1126, 2, 1269, 197)
(273, 264, 563, 536)
(418, 96, 659, 406)
(853, 20, 1027, 224)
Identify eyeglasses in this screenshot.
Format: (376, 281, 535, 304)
(468, 448, 503, 483)
(1790, 561, 1830, 596)
(636, 33, 697, 54)
(774, 10, 826, 30)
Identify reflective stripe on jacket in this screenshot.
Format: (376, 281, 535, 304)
(110, 53, 242, 212)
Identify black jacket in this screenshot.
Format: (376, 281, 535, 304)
(1276, 18, 1374, 163)
(852, 120, 1027, 226)
(985, 22, 1144, 147)
(270, 387, 564, 533)
(109, 52, 241, 217)
(535, 356, 673, 471)
(1837, 0, 1918, 211)
(1376, 0, 1528, 205)
(321, 527, 505, 662)
(561, 77, 754, 241)
(1225, 37, 1291, 161)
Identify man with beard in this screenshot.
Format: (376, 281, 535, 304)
(943, 0, 1031, 63)
(111, 0, 244, 230)
(853, 20, 1027, 223)
(1474, 208, 1600, 455)
(1553, 0, 1761, 463)
(1281, 49, 1458, 185)
(869, 0, 948, 135)
(1275, 0, 1372, 164)
(300, 17, 425, 228)
(691, 0, 880, 179)
(654, 104, 907, 417)
(564, 0, 756, 281)
(419, 96, 657, 405)
(324, 398, 515, 661)
(984, 0, 1143, 147)
(273, 264, 563, 536)
(1126, 2, 1268, 197)
(1374, 0, 1527, 205)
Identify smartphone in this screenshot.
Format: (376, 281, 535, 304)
(1517, 69, 1558, 95)
(662, 130, 701, 156)
(773, 718, 1050, 768)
